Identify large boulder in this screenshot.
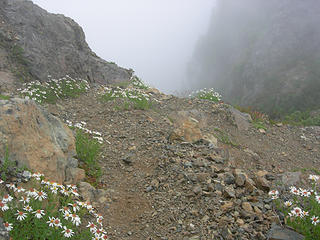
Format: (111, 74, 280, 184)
(0, 0, 131, 84)
(0, 98, 83, 183)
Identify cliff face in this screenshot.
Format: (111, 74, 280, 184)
(188, 0, 320, 116)
(0, 0, 130, 86)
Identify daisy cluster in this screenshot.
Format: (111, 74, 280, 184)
(130, 76, 149, 89)
(269, 174, 320, 233)
(189, 88, 222, 103)
(0, 172, 108, 239)
(99, 85, 156, 110)
(66, 120, 105, 144)
(17, 75, 90, 104)
(99, 86, 151, 102)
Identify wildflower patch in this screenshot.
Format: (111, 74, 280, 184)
(99, 86, 152, 110)
(18, 75, 90, 104)
(0, 173, 108, 239)
(189, 88, 222, 103)
(269, 174, 320, 239)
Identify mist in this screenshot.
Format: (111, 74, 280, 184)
(188, 0, 320, 115)
(31, 0, 215, 93)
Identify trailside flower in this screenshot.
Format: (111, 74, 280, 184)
(289, 207, 303, 217)
(15, 186, 26, 193)
(0, 179, 4, 184)
(23, 205, 33, 212)
(68, 203, 79, 212)
(290, 186, 300, 195)
(2, 194, 13, 203)
(87, 222, 97, 233)
(6, 183, 16, 190)
(71, 213, 81, 226)
(34, 191, 47, 201)
(33, 209, 45, 219)
(62, 226, 74, 238)
(53, 218, 62, 228)
(47, 217, 55, 227)
(309, 175, 319, 182)
(0, 201, 9, 211)
(26, 188, 37, 198)
(3, 222, 13, 231)
(300, 189, 311, 197)
(268, 190, 279, 199)
(316, 195, 320, 204)
(19, 196, 30, 204)
(311, 216, 320, 225)
(284, 201, 292, 207)
(16, 210, 27, 221)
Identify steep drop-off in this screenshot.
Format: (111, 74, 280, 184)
(188, 0, 320, 116)
(0, 0, 130, 89)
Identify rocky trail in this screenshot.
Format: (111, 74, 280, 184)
(43, 85, 320, 240)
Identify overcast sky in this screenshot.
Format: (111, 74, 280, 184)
(32, 0, 215, 93)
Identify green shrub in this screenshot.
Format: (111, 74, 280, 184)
(75, 130, 101, 181)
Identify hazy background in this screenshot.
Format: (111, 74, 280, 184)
(32, 0, 215, 93)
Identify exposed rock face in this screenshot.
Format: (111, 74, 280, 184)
(188, 0, 320, 116)
(0, 98, 83, 183)
(0, 0, 130, 84)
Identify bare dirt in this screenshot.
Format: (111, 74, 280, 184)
(50, 86, 320, 240)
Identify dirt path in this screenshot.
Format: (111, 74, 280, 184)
(51, 87, 320, 239)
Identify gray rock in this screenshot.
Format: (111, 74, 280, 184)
(224, 172, 235, 185)
(0, 0, 130, 84)
(229, 107, 252, 131)
(280, 172, 302, 187)
(267, 225, 304, 240)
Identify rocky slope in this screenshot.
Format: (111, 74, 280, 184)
(0, 0, 131, 91)
(42, 84, 319, 239)
(188, 0, 320, 116)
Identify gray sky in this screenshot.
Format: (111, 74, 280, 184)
(32, 0, 215, 93)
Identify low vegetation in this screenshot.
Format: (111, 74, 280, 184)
(99, 86, 152, 110)
(283, 111, 320, 126)
(0, 94, 10, 100)
(18, 76, 90, 104)
(66, 120, 103, 186)
(213, 128, 239, 148)
(189, 88, 222, 103)
(269, 175, 320, 239)
(0, 172, 108, 239)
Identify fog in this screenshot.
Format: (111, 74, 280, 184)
(32, 0, 215, 93)
(187, 0, 320, 114)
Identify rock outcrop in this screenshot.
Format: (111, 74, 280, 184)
(0, 0, 131, 85)
(0, 98, 84, 183)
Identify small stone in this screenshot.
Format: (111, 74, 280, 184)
(236, 218, 245, 226)
(259, 129, 266, 134)
(234, 169, 247, 187)
(242, 202, 253, 213)
(255, 176, 270, 192)
(221, 201, 234, 212)
(223, 186, 236, 198)
(145, 186, 153, 192)
(193, 185, 202, 195)
(224, 172, 235, 185)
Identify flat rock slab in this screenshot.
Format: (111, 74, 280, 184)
(268, 225, 304, 240)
